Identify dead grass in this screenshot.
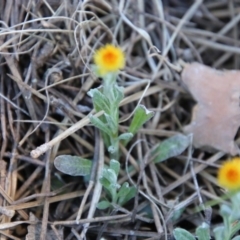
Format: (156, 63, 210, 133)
(0, 0, 239, 239)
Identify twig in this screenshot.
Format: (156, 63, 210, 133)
(79, 134, 104, 238)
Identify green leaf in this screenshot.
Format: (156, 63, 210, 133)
(231, 192, 240, 206)
(117, 182, 137, 206)
(128, 105, 154, 136)
(100, 129, 111, 149)
(230, 221, 240, 239)
(88, 88, 111, 114)
(97, 200, 111, 210)
(152, 134, 190, 163)
(173, 228, 195, 240)
(109, 159, 120, 177)
(89, 114, 112, 136)
(51, 175, 66, 191)
(230, 192, 240, 220)
(112, 84, 124, 104)
(101, 168, 118, 185)
(100, 168, 119, 202)
(54, 155, 92, 176)
(117, 182, 130, 199)
(118, 132, 133, 141)
(213, 226, 225, 240)
(99, 175, 111, 190)
(196, 222, 211, 240)
(104, 113, 118, 134)
(99, 174, 114, 200)
(220, 204, 232, 217)
(119, 187, 136, 205)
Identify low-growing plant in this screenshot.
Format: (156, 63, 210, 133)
(173, 158, 240, 240)
(53, 43, 193, 216)
(54, 44, 154, 210)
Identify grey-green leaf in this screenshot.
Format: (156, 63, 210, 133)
(97, 200, 111, 210)
(89, 114, 112, 136)
(117, 182, 130, 199)
(213, 226, 225, 240)
(54, 155, 92, 176)
(101, 168, 117, 185)
(118, 132, 133, 141)
(100, 169, 118, 201)
(109, 159, 120, 177)
(99, 175, 111, 190)
(104, 113, 118, 134)
(220, 204, 232, 217)
(173, 228, 195, 240)
(88, 88, 111, 114)
(230, 221, 240, 239)
(128, 105, 154, 136)
(112, 84, 124, 104)
(196, 222, 211, 240)
(153, 134, 190, 163)
(117, 182, 137, 206)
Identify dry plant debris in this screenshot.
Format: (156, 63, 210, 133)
(182, 62, 240, 155)
(0, 0, 240, 239)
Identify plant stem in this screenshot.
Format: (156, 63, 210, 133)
(110, 135, 119, 160)
(102, 73, 121, 161)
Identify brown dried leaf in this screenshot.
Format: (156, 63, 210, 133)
(181, 62, 240, 155)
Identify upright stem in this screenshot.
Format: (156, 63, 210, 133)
(102, 73, 117, 102)
(102, 73, 120, 161)
(110, 133, 119, 161)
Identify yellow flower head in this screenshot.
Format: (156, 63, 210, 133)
(93, 44, 125, 76)
(217, 157, 240, 191)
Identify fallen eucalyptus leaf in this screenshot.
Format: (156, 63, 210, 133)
(182, 62, 240, 155)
